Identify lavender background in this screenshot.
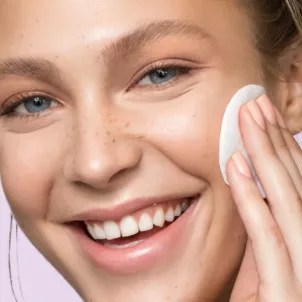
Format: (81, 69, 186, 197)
(0, 186, 82, 302)
(1, 132, 302, 302)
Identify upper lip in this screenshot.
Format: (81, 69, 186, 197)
(68, 194, 198, 223)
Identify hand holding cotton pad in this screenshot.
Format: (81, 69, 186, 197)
(217, 86, 271, 197)
(219, 84, 302, 197)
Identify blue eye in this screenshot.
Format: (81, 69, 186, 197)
(22, 96, 52, 112)
(138, 67, 186, 86)
(14, 95, 58, 114)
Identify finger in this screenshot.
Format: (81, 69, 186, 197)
(270, 108, 302, 197)
(240, 97, 302, 279)
(284, 132, 302, 177)
(227, 155, 294, 287)
(264, 107, 302, 280)
(230, 240, 259, 302)
(276, 111, 302, 177)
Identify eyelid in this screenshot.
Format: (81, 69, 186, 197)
(126, 59, 199, 91)
(0, 91, 61, 117)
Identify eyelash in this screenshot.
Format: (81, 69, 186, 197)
(0, 92, 57, 120)
(128, 61, 194, 91)
(0, 62, 195, 120)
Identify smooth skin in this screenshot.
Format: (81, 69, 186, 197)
(0, 0, 301, 301)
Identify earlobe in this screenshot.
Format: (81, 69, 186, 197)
(282, 82, 302, 134)
(279, 45, 302, 134)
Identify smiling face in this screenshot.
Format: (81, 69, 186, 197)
(0, 0, 268, 301)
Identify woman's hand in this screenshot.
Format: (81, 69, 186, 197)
(227, 95, 302, 302)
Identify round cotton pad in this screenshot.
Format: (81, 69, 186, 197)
(219, 84, 265, 185)
(219, 85, 302, 199)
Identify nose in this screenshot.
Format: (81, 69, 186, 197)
(63, 117, 142, 190)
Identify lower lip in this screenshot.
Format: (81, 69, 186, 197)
(72, 197, 200, 274)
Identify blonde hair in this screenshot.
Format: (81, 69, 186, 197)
(286, 0, 302, 34)
(242, 0, 302, 76)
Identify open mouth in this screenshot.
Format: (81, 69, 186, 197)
(71, 195, 200, 274)
(83, 197, 195, 249)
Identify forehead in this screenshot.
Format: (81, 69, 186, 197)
(0, 0, 248, 56)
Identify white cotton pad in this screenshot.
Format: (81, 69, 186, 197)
(219, 84, 302, 198)
(219, 84, 266, 196)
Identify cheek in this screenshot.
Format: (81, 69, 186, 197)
(0, 126, 64, 219)
(144, 90, 227, 181)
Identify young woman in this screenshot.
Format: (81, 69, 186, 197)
(0, 0, 302, 301)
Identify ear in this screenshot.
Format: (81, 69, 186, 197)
(275, 43, 302, 135)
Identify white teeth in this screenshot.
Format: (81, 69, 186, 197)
(153, 207, 165, 227)
(138, 213, 154, 232)
(103, 221, 121, 240)
(94, 224, 106, 240)
(165, 207, 174, 222)
(174, 204, 181, 217)
(120, 216, 139, 237)
(86, 201, 190, 241)
(181, 201, 189, 212)
(86, 223, 98, 240)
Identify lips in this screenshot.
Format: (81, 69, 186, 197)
(70, 195, 200, 274)
(85, 198, 190, 242)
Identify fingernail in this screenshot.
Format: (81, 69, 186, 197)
(246, 100, 266, 130)
(255, 95, 277, 125)
(274, 108, 287, 129)
(231, 152, 252, 178)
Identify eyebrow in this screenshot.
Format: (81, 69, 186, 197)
(101, 20, 211, 62)
(0, 20, 210, 82)
(0, 57, 62, 87)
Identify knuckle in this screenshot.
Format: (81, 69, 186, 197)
(295, 194, 302, 206)
(276, 140, 290, 156)
(266, 225, 285, 248)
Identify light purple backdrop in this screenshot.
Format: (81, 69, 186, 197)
(1, 132, 302, 302)
(0, 188, 82, 302)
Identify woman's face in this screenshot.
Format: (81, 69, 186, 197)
(0, 0, 265, 301)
